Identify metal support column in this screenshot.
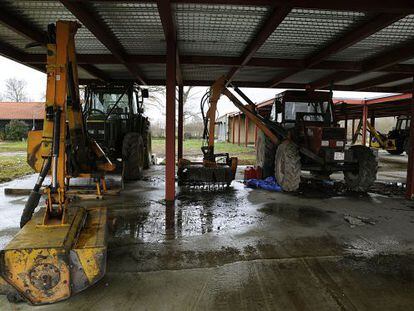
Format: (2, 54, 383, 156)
(254, 125, 258, 147)
(352, 119, 355, 139)
(177, 85, 184, 160)
(165, 37, 176, 202)
(370, 113, 375, 147)
(245, 116, 249, 147)
(232, 116, 235, 144)
(344, 116, 348, 140)
(238, 114, 241, 146)
(362, 104, 368, 146)
(406, 77, 414, 199)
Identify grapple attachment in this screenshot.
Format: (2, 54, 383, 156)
(178, 156, 238, 189)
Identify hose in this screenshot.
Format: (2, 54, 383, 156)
(20, 158, 52, 228)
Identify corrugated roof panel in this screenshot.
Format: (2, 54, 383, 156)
(92, 2, 166, 55)
(256, 9, 367, 59)
(182, 64, 232, 81)
(377, 77, 412, 87)
(338, 72, 387, 85)
(137, 64, 166, 80)
(2, 0, 110, 54)
(94, 64, 132, 79)
(176, 3, 269, 57)
(329, 14, 414, 62)
(0, 24, 44, 53)
(284, 69, 337, 84)
(233, 67, 286, 82)
(78, 66, 97, 80)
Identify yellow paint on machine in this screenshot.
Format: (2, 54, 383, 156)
(0, 207, 107, 305)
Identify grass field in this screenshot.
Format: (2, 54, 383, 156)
(0, 140, 27, 152)
(152, 138, 256, 165)
(0, 154, 33, 183)
(0, 140, 33, 183)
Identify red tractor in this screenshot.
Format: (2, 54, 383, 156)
(256, 90, 378, 191)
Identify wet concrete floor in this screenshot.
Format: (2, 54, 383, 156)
(0, 164, 413, 310)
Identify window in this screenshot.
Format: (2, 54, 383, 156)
(284, 101, 330, 122)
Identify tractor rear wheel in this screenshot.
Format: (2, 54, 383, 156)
(122, 133, 145, 181)
(256, 130, 276, 178)
(144, 131, 152, 169)
(404, 137, 410, 155)
(274, 140, 301, 192)
(344, 145, 377, 192)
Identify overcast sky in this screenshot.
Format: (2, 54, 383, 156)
(0, 55, 394, 123)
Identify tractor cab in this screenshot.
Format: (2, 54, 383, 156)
(84, 83, 149, 159)
(270, 90, 346, 157)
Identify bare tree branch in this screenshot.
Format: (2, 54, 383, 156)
(4, 78, 28, 102)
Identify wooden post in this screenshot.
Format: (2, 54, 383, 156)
(238, 114, 241, 146)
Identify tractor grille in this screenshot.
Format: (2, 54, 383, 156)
(322, 127, 346, 140)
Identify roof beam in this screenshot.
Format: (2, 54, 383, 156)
(0, 5, 108, 81)
(311, 40, 414, 89)
(0, 41, 45, 73)
(79, 64, 111, 81)
(267, 13, 406, 88)
(93, 1, 414, 13)
(156, 0, 182, 85)
(225, 5, 292, 83)
(352, 73, 412, 90)
(60, 0, 146, 84)
(23, 53, 414, 74)
(0, 7, 46, 44)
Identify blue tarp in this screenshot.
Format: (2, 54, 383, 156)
(246, 176, 282, 192)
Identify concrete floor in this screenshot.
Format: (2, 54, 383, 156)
(0, 153, 413, 310)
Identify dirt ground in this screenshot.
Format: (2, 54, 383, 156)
(0, 152, 413, 310)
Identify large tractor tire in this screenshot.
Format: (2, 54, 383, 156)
(404, 137, 410, 155)
(344, 145, 377, 192)
(274, 140, 301, 192)
(122, 133, 145, 181)
(387, 137, 404, 155)
(256, 130, 276, 178)
(143, 131, 152, 169)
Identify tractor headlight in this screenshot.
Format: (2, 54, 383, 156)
(321, 140, 329, 147)
(336, 141, 344, 147)
(98, 130, 105, 135)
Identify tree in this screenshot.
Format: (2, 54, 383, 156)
(4, 78, 28, 102)
(146, 86, 202, 123)
(4, 120, 28, 141)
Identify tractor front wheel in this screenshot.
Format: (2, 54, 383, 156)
(274, 140, 301, 192)
(122, 133, 145, 181)
(256, 130, 276, 178)
(344, 145, 377, 192)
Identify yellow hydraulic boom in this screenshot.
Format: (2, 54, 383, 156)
(0, 21, 113, 305)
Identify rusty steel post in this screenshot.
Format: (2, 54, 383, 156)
(352, 118, 355, 139)
(178, 85, 184, 160)
(362, 103, 368, 146)
(165, 37, 176, 202)
(406, 77, 414, 199)
(370, 113, 375, 147)
(245, 115, 249, 147)
(238, 114, 241, 146)
(254, 125, 258, 147)
(344, 116, 348, 140)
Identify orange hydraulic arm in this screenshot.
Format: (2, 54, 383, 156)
(207, 76, 280, 146)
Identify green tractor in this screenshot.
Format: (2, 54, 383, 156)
(83, 82, 151, 180)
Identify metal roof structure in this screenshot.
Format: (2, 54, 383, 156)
(1, 1, 414, 92)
